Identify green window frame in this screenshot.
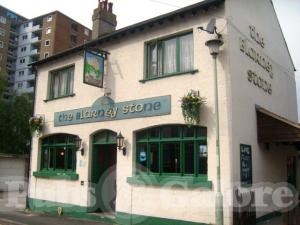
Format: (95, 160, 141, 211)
(145, 32, 194, 79)
(39, 134, 77, 172)
(47, 65, 74, 100)
(135, 125, 207, 177)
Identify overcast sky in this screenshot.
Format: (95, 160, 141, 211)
(1, 0, 300, 119)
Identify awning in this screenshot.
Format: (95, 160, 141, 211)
(256, 106, 300, 143)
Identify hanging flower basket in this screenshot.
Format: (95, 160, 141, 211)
(29, 115, 44, 136)
(180, 90, 206, 125)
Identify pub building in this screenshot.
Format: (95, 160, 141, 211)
(28, 0, 299, 224)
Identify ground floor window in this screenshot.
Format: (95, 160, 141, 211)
(136, 125, 207, 176)
(40, 134, 77, 171)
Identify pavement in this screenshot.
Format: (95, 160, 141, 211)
(0, 191, 115, 225)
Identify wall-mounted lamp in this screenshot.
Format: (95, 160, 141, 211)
(74, 136, 84, 156)
(116, 132, 126, 156)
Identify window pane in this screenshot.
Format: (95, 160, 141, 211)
(49, 148, 54, 169)
(137, 143, 147, 172)
(108, 131, 117, 143)
(136, 130, 147, 140)
(149, 127, 159, 139)
(50, 67, 74, 98)
(162, 143, 180, 173)
(184, 142, 194, 174)
(67, 148, 74, 170)
(59, 71, 68, 96)
(180, 33, 193, 72)
(148, 43, 157, 76)
(55, 134, 67, 144)
(56, 148, 65, 170)
(161, 126, 180, 138)
(199, 144, 207, 174)
(163, 38, 177, 74)
(53, 74, 59, 98)
(42, 148, 48, 170)
(183, 126, 194, 138)
(149, 143, 159, 173)
(196, 127, 207, 138)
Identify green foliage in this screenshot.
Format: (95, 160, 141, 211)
(180, 90, 206, 125)
(0, 93, 32, 155)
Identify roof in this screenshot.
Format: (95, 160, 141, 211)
(30, 0, 224, 67)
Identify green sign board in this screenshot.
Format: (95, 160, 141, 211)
(54, 95, 171, 127)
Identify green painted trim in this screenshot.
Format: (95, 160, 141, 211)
(44, 93, 75, 102)
(116, 211, 209, 225)
(139, 69, 198, 83)
(127, 175, 212, 188)
(33, 171, 79, 180)
(28, 198, 116, 224)
(255, 211, 282, 224)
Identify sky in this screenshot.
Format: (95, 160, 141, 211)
(1, 0, 300, 118)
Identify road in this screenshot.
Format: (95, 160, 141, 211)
(0, 210, 112, 225)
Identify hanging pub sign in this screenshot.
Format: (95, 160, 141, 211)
(83, 50, 105, 88)
(240, 144, 253, 187)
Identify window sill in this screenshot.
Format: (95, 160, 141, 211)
(44, 93, 75, 102)
(139, 69, 199, 83)
(127, 174, 212, 188)
(33, 171, 79, 180)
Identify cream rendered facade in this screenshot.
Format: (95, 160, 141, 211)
(29, 1, 299, 225)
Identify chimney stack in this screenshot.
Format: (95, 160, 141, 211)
(92, 0, 117, 39)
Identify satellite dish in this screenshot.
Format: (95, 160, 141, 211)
(197, 17, 217, 35)
(206, 18, 216, 34)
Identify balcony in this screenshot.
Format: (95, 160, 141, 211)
(7, 51, 17, 59)
(6, 62, 16, 71)
(8, 39, 18, 47)
(31, 25, 42, 32)
(31, 37, 41, 43)
(9, 28, 18, 35)
(30, 49, 40, 56)
(27, 74, 35, 80)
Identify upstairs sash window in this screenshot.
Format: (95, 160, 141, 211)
(48, 66, 74, 99)
(146, 32, 193, 78)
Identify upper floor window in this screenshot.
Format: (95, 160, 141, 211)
(48, 65, 74, 100)
(84, 28, 89, 36)
(46, 27, 51, 34)
(0, 28, 5, 36)
(71, 23, 78, 32)
(47, 15, 52, 22)
(70, 35, 77, 44)
(0, 16, 6, 24)
(146, 32, 193, 79)
(45, 39, 50, 46)
(44, 52, 49, 59)
(21, 46, 27, 52)
(19, 71, 25, 76)
(20, 58, 25, 64)
(136, 125, 207, 176)
(22, 35, 28, 40)
(23, 23, 29, 28)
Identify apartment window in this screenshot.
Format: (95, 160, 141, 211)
(0, 28, 5, 36)
(70, 35, 77, 44)
(0, 16, 6, 24)
(46, 27, 51, 34)
(0, 54, 2, 61)
(21, 46, 27, 52)
(48, 65, 74, 99)
(19, 71, 25, 76)
(22, 35, 28, 40)
(145, 32, 194, 79)
(23, 23, 29, 28)
(39, 134, 77, 172)
(136, 125, 207, 176)
(17, 82, 23, 89)
(45, 40, 50, 46)
(84, 28, 89, 36)
(0, 41, 3, 48)
(47, 15, 52, 22)
(44, 52, 49, 59)
(71, 23, 78, 32)
(20, 58, 25, 64)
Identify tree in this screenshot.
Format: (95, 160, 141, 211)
(0, 73, 32, 155)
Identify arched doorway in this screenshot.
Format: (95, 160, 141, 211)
(91, 130, 117, 213)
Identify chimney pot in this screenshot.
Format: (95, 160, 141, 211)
(103, 0, 108, 11)
(108, 3, 113, 13)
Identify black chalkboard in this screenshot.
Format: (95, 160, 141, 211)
(240, 144, 252, 186)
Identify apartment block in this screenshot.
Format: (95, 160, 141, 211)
(0, 6, 27, 98)
(0, 6, 91, 96)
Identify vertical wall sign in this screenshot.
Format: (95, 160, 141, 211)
(83, 50, 105, 88)
(240, 144, 253, 187)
